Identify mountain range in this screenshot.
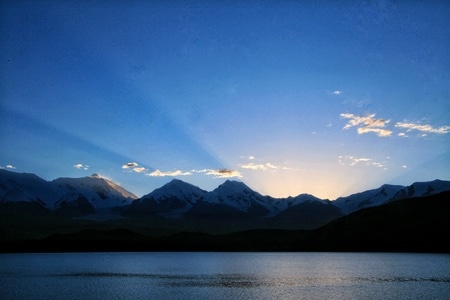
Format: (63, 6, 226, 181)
(1, 168, 450, 249)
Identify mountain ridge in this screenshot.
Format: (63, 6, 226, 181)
(1, 169, 450, 236)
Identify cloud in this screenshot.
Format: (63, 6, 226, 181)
(122, 162, 139, 169)
(332, 90, 342, 95)
(147, 169, 192, 177)
(122, 162, 148, 173)
(5, 164, 16, 169)
(248, 156, 255, 160)
(395, 122, 450, 135)
(240, 162, 278, 171)
(341, 113, 392, 137)
(338, 156, 386, 168)
(357, 127, 393, 137)
(133, 167, 148, 173)
(197, 169, 242, 178)
(74, 163, 89, 170)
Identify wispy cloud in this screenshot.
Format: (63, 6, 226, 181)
(133, 167, 148, 173)
(340, 113, 392, 137)
(240, 162, 278, 171)
(332, 90, 342, 95)
(356, 127, 393, 137)
(122, 162, 148, 173)
(338, 156, 386, 169)
(147, 169, 192, 177)
(395, 122, 450, 135)
(74, 163, 89, 170)
(197, 169, 242, 178)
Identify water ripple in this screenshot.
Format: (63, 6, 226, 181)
(56, 272, 450, 288)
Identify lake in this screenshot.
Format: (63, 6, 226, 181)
(1, 252, 449, 299)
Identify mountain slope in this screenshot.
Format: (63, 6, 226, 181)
(312, 190, 450, 252)
(333, 180, 450, 214)
(0, 170, 137, 211)
(53, 173, 137, 209)
(202, 180, 276, 215)
(0, 169, 64, 209)
(128, 179, 207, 218)
(1, 169, 450, 238)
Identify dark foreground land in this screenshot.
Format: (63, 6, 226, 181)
(1, 191, 450, 253)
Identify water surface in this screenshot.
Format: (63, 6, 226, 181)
(1, 252, 449, 299)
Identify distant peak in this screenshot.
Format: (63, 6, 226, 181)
(217, 180, 251, 191)
(91, 173, 100, 178)
(222, 180, 246, 186)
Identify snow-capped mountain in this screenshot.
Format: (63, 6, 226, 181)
(0, 170, 137, 210)
(130, 179, 207, 218)
(333, 180, 450, 214)
(333, 184, 405, 214)
(203, 180, 276, 214)
(53, 173, 137, 209)
(2, 169, 450, 232)
(0, 169, 64, 209)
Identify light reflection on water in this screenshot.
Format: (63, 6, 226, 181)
(1, 252, 449, 299)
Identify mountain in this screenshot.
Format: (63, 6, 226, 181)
(129, 179, 207, 218)
(334, 180, 450, 214)
(0, 170, 137, 211)
(0, 169, 65, 209)
(10, 191, 449, 253)
(53, 173, 137, 209)
(310, 190, 450, 252)
(1, 169, 450, 239)
(203, 180, 276, 215)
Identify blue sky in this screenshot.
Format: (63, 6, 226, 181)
(1, 1, 449, 199)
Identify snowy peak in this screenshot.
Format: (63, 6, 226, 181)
(141, 179, 207, 203)
(213, 180, 258, 196)
(204, 180, 274, 213)
(0, 169, 64, 209)
(333, 184, 406, 214)
(52, 175, 137, 209)
(133, 179, 207, 218)
(333, 180, 450, 214)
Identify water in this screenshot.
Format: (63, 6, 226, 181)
(1, 252, 449, 299)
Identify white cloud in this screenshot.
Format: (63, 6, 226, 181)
(74, 163, 89, 170)
(240, 162, 278, 171)
(196, 169, 242, 178)
(6, 164, 16, 169)
(338, 156, 386, 168)
(402, 165, 408, 169)
(357, 127, 392, 137)
(147, 169, 192, 177)
(133, 167, 148, 173)
(332, 90, 342, 95)
(397, 132, 408, 137)
(122, 162, 148, 173)
(341, 113, 392, 137)
(248, 156, 255, 160)
(395, 122, 450, 135)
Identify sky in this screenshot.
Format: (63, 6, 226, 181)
(1, 1, 449, 200)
